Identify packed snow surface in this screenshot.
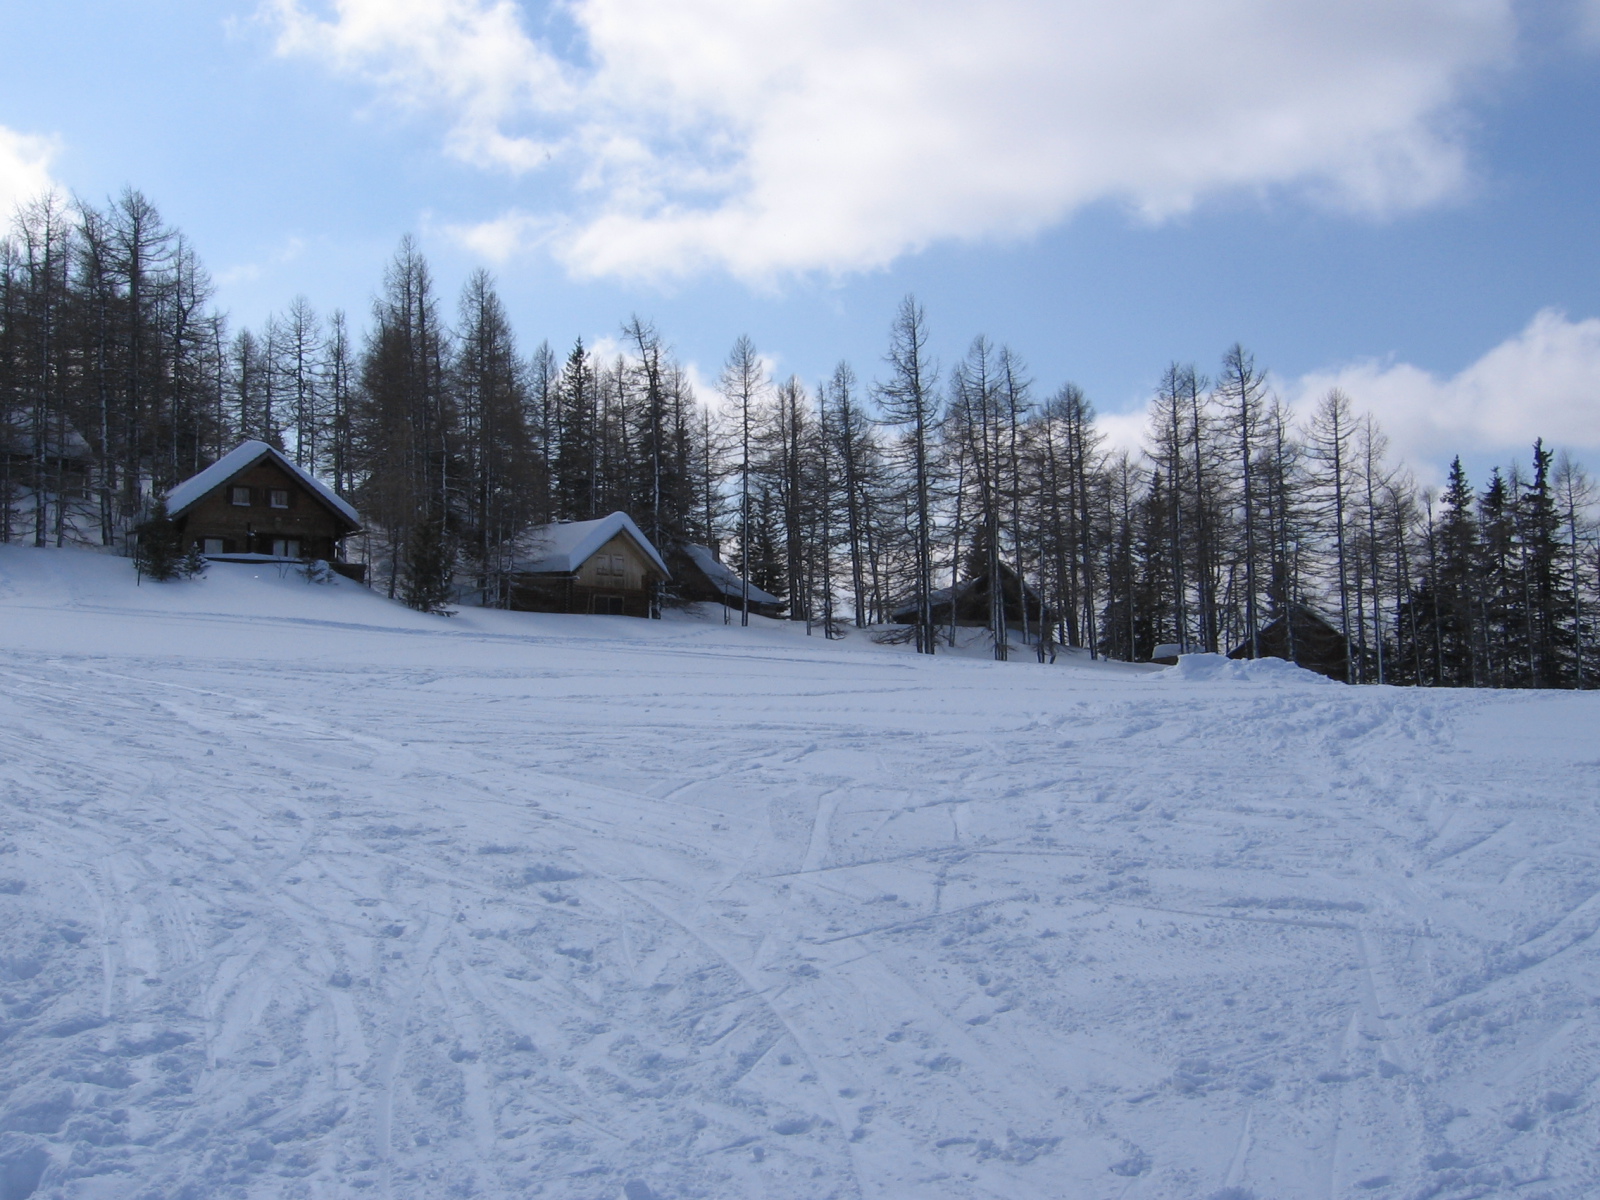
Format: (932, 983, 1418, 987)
(1, 545, 1597, 1200)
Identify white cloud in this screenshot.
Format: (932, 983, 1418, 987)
(0, 125, 60, 216)
(443, 208, 553, 261)
(1093, 409, 1152, 463)
(269, 0, 1515, 282)
(268, 0, 571, 170)
(1291, 310, 1600, 476)
(215, 235, 308, 287)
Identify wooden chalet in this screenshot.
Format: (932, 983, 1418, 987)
(891, 562, 1048, 630)
(1227, 603, 1350, 682)
(507, 513, 670, 618)
(2, 417, 92, 507)
(164, 441, 364, 578)
(667, 543, 784, 618)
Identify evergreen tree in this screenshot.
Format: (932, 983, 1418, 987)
(1518, 440, 1572, 687)
(1435, 457, 1480, 685)
(748, 481, 786, 605)
(134, 497, 204, 581)
(401, 511, 456, 614)
(1478, 470, 1515, 686)
(452, 271, 539, 605)
(353, 237, 454, 599)
(552, 338, 597, 521)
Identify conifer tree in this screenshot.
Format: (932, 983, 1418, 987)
(1306, 388, 1356, 680)
(875, 297, 939, 653)
(134, 497, 204, 581)
(552, 338, 597, 521)
(277, 296, 321, 469)
(453, 271, 538, 605)
(322, 310, 357, 495)
(1435, 458, 1481, 684)
(527, 340, 558, 520)
(1218, 344, 1269, 658)
(720, 335, 765, 626)
(353, 237, 454, 601)
(401, 511, 456, 614)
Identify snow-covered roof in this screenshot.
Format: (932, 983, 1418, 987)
(681, 543, 780, 606)
(890, 568, 1042, 621)
(1281, 601, 1345, 631)
(1227, 602, 1345, 650)
(164, 441, 361, 528)
(889, 582, 960, 621)
(1, 409, 93, 458)
(516, 513, 670, 578)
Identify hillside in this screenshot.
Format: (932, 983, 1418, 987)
(0, 545, 1596, 1200)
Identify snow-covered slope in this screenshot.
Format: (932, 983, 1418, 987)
(1, 545, 1596, 1200)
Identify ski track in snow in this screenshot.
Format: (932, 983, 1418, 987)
(0, 547, 1598, 1200)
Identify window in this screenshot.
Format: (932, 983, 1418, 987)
(595, 552, 624, 579)
(271, 538, 301, 559)
(202, 538, 225, 556)
(230, 486, 251, 506)
(269, 489, 289, 509)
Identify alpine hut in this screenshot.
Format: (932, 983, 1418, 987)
(164, 440, 363, 578)
(507, 512, 670, 617)
(891, 562, 1047, 630)
(667, 543, 784, 618)
(1227, 603, 1351, 682)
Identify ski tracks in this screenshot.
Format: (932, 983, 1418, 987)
(4, 633, 1600, 1199)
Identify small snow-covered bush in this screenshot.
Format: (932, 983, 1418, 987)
(301, 559, 338, 585)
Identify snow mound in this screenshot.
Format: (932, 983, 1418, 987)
(1156, 651, 1337, 685)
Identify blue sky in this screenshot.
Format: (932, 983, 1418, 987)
(3, 0, 1598, 482)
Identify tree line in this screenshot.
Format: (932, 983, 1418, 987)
(2, 190, 1596, 687)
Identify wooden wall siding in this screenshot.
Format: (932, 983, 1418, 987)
(573, 534, 651, 591)
(175, 459, 350, 559)
(505, 578, 654, 618)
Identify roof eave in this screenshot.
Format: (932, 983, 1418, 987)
(168, 443, 361, 532)
(166, 447, 274, 519)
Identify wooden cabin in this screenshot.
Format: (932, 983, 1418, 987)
(891, 562, 1048, 630)
(667, 543, 784, 617)
(507, 513, 670, 618)
(165, 441, 364, 578)
(2, 416, 92, 507)
(1227, 603, 1350, 682)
